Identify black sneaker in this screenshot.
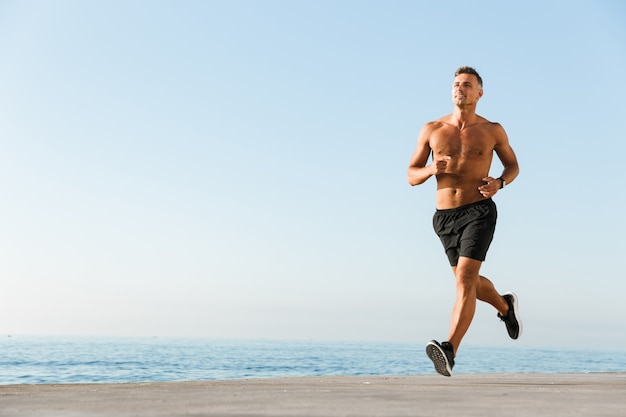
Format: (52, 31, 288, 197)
(425, 340, 455, 377)
(498, 292, 523, 339)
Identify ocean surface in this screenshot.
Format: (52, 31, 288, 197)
(1, 336, 624, 385)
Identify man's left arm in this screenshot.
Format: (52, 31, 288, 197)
(479, 123, 519, 197)
(493, 123, 520, 187)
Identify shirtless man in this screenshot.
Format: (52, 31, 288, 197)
(407, 66, 522, 377)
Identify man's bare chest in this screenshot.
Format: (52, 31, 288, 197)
(430, 129, 494, 160)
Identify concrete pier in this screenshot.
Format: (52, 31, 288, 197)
(1, 373, 624, 416)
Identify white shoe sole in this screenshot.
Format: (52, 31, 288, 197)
(426, 341, 452, 377)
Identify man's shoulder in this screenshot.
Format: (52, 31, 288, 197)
(474, 115, 503, 129)
(482, 120, 506, 136)
(464, 118, 506, 139)
(423, 115, 452, 130)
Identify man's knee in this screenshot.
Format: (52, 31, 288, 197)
(454, 257, 482, 288)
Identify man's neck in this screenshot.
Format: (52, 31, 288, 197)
(451, 105, 478, 129)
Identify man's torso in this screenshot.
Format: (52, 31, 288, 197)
(428, 116, 500, 209)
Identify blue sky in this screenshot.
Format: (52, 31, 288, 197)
(1, 0, 625, 350)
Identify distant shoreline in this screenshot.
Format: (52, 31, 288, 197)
(1, 371, 625, 387)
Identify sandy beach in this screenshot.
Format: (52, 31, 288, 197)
(1, 373, 624, 417)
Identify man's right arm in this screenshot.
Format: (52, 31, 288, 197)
(407, 123, 448, 186)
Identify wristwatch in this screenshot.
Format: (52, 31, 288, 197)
(497, 177, 506, 189)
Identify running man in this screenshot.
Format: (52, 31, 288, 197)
(407, 66, 522, 377)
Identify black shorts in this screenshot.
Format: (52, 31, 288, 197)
(432, 198, 497, 266)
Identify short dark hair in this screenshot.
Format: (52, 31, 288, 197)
(455, 66, 483, 88)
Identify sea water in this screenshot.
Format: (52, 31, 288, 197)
(1, 336, 624, 385)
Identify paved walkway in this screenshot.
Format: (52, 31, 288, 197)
(1, 373, 625, 417)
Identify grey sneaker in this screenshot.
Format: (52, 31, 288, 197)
(498, 292, 522, 339)
(425, 340, 455, 377)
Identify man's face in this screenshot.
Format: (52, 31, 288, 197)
(451, 73, 483, 106)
